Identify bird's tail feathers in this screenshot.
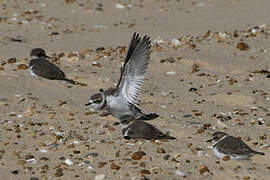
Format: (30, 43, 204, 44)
(254, 151, 265, 155)
(63, 78, 77, 85)
(137, 113, 159, 121)
(164, 132, 176, 140)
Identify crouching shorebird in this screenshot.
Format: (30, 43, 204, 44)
(207, 131, 265, 160)
(85, 33, 158, 122)
(29, 48, 76, 84)
(120, 117, 175, 140)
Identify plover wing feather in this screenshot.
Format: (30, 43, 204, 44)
(127, 120, 175, 140)
(30, 59, 66, 80)
(115, 33, 151, 106)
(216, 135, 257, 156)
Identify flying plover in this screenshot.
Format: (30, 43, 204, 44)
(29, 48, 76, 84)
(120, 117, 175, 140)
(85, 33, 158, 121)
(207, 131, 264, 160)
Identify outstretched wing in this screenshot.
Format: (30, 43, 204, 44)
(115, 33, 151, 106)
(115, 32, 141, 89)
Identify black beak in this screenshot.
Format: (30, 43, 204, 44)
(206, 138, 213, 143)
(99, 88, 104, 93)
(85, 102, 91, 106)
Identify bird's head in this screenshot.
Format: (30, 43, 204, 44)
(206, 131, 228, 143)
(85, 89, 106, 111)
(30, 48, 50, 59)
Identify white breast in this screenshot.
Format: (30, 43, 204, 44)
(213, 147, 249, 160)
(120, 121, 133, 137)
(29, 66, 38, 77)
(213, 146, 226, 159)
(107, 95, 134, 119)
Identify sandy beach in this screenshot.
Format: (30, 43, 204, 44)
(1, 0, 270, 179)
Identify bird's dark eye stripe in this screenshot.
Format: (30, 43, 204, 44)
(91, 93, 103, 100)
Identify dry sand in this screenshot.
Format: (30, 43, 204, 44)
(1, 0, 270, 179)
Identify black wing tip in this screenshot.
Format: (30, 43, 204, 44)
(129, 32, 151, 54)
(137, 113, 159, 121)
(256, 151, 265, 155)
(63, 78, 77, 85)
(157, 134, 176, 140)
(164, 131, 176, 140)
(132, 32, 151, 43)
(167, 136, 176, 140)
(132, 32, 141, 42)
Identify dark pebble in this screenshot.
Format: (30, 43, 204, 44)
(59, 156, 65, 160)
(30, 177, 39, 180)
(163, 154, 170, 160)
(183, 114, 192, 118)
(86, 152, 98, 157)
(11, 170, 19, 174)
(96, 47, 105, 52)
(189, 87, 198, 92)
(51, 32, 59, 35)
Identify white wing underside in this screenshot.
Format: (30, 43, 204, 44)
(116, 34, 151, 106)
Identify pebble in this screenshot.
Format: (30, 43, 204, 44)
(65, 159, 73, 166)
(127, 143, 135, 146)
(166, 71, 176, 75)
(171, 39, 181, 47)
(115, 3, 125, 9)
(153, 37, 165, 44)
(18, 64, 28, 70)
(85, 152, 98, 157)
(218, 32, 229, 39)
(163, 154, 170, 160)
(54, 168, 63, 177)
(111, 163, 121, 170)
(29, 177, 39, 180)
(161, 105, 166, 109)
(175, 170, 186, 177)
(223, 156, 230, 161)
(95, 174, 105, 180)
(140, 169, 151, 175)
(25, 158, 37, 164)
(88, 165, 94, 169)
(236, 42, 249, 51)
(11, 170, 19, 174)
(25, 154, 35, 161)
(40, 149, 47, 153)
(199, 165, 209, 175)
(251, 27, 259, 33)
(161, 92, 169, 96)
(156, 148, 166, 154)
(131, 151, 146, 160)
(17, 114, 23, 118)
(175, 153, 181, 158)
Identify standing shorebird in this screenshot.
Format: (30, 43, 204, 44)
(207, 131, 265, 160)
(29, 48, 76, 84)
(85, 33, 158, 122)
